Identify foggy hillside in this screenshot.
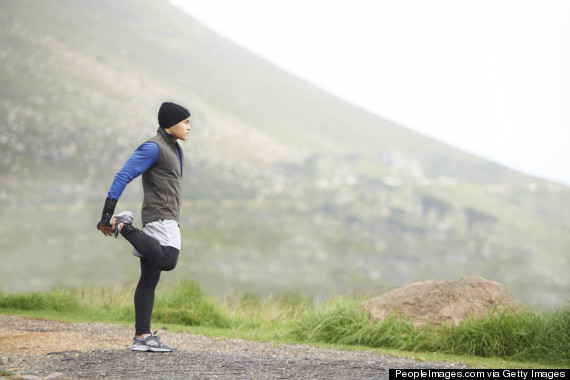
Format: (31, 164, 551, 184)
(0, 0, 568, 310)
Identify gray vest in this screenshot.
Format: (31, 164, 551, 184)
(141, 128, 184, 226)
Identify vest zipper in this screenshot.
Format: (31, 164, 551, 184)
(164, 181, 169, 206)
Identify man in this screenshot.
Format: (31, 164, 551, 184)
(98, 101, 191, 352)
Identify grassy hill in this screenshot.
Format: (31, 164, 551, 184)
(0, 0, 568, 309)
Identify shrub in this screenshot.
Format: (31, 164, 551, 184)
(152, 281, 230, 328)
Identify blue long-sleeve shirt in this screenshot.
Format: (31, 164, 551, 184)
(108, 137, 184, 201)
(107, 142, 159, 200)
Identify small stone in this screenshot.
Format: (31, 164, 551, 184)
(21, 375, 43, 380)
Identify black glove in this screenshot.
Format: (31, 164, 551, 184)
(97, 197, 117, 230)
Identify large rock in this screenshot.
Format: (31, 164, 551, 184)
(361, 276, 524, 327)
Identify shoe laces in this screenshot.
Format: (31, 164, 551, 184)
(114, 222, 124, 238)
(136, 331, 161, 342)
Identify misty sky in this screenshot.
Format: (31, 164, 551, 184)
(172, 0, 570, 186)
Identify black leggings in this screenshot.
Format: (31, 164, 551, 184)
(121, 225, 179, 336)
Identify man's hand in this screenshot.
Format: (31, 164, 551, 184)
(99, 217, 116, 237)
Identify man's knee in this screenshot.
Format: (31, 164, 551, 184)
(160, 261, 178, 271)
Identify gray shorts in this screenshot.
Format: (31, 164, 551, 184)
(132, 219, 181, 257)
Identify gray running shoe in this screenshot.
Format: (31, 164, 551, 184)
(113, 211, 134, 238)
(132, 331, 173, 352)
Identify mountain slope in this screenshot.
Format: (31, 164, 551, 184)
(1, 0, 536, 193)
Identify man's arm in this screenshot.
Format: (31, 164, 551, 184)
(107, 142, 159, 200)
(98, 142, 159, 235)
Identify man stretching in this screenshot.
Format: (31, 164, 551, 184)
(98, 102, 191, 352)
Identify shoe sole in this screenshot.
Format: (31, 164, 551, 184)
(113, 211, 134, 237)
(132, 345, 173, 352)
(115, 211, 134, 225)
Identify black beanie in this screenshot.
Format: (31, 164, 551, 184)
(158, 102, 191, 128)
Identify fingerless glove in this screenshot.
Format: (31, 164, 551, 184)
(99, 197, 117, 228)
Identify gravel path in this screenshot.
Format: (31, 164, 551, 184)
(0, 315, 468, 379)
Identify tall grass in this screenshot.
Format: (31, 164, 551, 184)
(1, 282, 568, 365)
(152, 280, 230, 328)
(443, 306, 569, 362)
(222, 292, 311, 323)
(72, 281, 231, 328)
(0, 289, 77, 311)
(291, 297, 570, 365)
(290, 297, 426, 349)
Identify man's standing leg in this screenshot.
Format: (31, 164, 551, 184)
(134, 258, 161, 337)
(131, 257, 173, 352)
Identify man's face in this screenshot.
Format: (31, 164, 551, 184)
(166, 117, 191, 141)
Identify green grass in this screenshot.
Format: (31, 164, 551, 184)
(291, 297, 569, 366)
(1, 282, 568, 369)
(152, 280, 230, 328)
(0, 288, 77, 311)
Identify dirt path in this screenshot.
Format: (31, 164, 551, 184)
(0, 315, 468, 379)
